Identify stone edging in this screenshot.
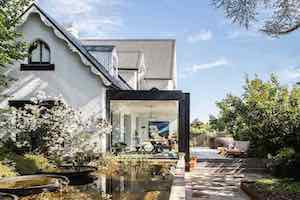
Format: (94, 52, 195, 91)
(240, 181, 260, 200)
(169, 153, 186, 200)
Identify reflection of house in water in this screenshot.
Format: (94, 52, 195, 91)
(77, 170, 174, 199)
(1, 3, 190, 163)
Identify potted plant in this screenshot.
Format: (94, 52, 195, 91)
(189, 156, 197, 168)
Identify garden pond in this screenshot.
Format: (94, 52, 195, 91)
(17, 161, 176, 200)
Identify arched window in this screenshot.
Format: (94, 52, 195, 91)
(28, 40, 51, 64)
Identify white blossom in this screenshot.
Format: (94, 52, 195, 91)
(0, 91, 112, 164)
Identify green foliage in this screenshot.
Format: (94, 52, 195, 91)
(269, 147, 300, 180)
(208, 115, 226, 132)
(0, 0, 31, 88)
(0, 161, 16, 177)
(190, 119, 211, 135)
(212, 74, 300, 157)
(13, 154, 54, 175)
(274, 148, 296, 161)
(256, 178, 300, 193)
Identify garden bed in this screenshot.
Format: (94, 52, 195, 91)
(241, 179, 300, 200)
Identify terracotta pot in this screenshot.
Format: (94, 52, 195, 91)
(189, 158, 197, 169)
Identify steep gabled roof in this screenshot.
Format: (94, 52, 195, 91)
(19, 3, 131, 90)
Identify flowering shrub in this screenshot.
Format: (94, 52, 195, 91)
(0, 161, 16, 177)
(0, 91, 112, 164)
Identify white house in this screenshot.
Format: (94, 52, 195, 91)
(1, 3, 189, 160)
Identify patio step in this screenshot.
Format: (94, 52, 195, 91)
(197, 158, 268, 168)
(194, 158, 269, 174)
(194, 166, 268, 174)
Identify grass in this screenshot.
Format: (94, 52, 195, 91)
(256, 178, 300, 193)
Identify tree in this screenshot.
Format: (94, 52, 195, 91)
(208, 115, 226, 132)
(190, 119, 211, 135)
(213, 74, 300, 157)
(212, 0, 300, 36)
(0, 0, 31, 88)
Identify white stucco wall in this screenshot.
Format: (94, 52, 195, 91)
(0, 13, 108, 152)
(141, 79, 174, 90)
(119, 70, 138, 90)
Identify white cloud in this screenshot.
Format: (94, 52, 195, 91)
(179, 58, 229, 79)
(278, 67, 300, 83)
(187, 30, 212, 43)
(192, 58, 229, 71)
(39, 0, 124, 37)
(226, 30, 261, 39)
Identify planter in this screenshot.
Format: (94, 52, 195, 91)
(241, 180, 300, 200)
(189, 157, 197, 169)
(39, 165, 97, 185)
(0, 192, 18, 200)
(0, 175, 68, 196)
(240, 181, 260, 199)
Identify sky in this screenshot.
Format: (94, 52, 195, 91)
(38, 0, 300, 122)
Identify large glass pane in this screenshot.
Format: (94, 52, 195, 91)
(110, 100, 179, 158)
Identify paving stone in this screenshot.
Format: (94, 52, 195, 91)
(186, 165, 268, 200)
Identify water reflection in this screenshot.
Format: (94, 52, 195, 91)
(20, 163, 175, 200)
(75, 169, 173, 200)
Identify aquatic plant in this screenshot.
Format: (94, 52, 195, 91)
(13, 154, 55, 175)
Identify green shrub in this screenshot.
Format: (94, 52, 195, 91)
(14, 154, 54, 175)
(256, 178, 300, 193)
(274, 148, 296, 161)
(269, 148, 300, 180)
(0, 162, 16, 177)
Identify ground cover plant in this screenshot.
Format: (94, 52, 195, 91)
(256, 178, 300, 193)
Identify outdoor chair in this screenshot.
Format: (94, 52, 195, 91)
(224, 141, 250, 158)
(150, 141, 164, 154)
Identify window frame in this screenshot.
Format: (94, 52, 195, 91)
(28, 40, 51, 64)
(21, 40, 55, 71)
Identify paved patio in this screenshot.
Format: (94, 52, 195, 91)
(191, 147, 224, 159)
(186, 147, 267, 200)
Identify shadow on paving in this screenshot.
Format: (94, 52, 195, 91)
(187, 147, 268, 200)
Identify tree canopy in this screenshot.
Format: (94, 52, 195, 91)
(212, 0, 300, 36)
(0, 0, 31, 87)
(190, 119, 211, 135)
(211, 74, 300, 157)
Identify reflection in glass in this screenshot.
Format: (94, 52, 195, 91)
(110, 100, 179, 158)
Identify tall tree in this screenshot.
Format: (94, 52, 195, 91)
(0, 0, 31, 88)
(213, 74, 300, 157)
(212, 0, 300, 36)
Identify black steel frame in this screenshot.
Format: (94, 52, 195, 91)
(106, 88, 190, 171)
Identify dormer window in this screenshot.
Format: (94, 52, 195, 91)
(21, 40, 55, 71)
(29, 40, 50, 64)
